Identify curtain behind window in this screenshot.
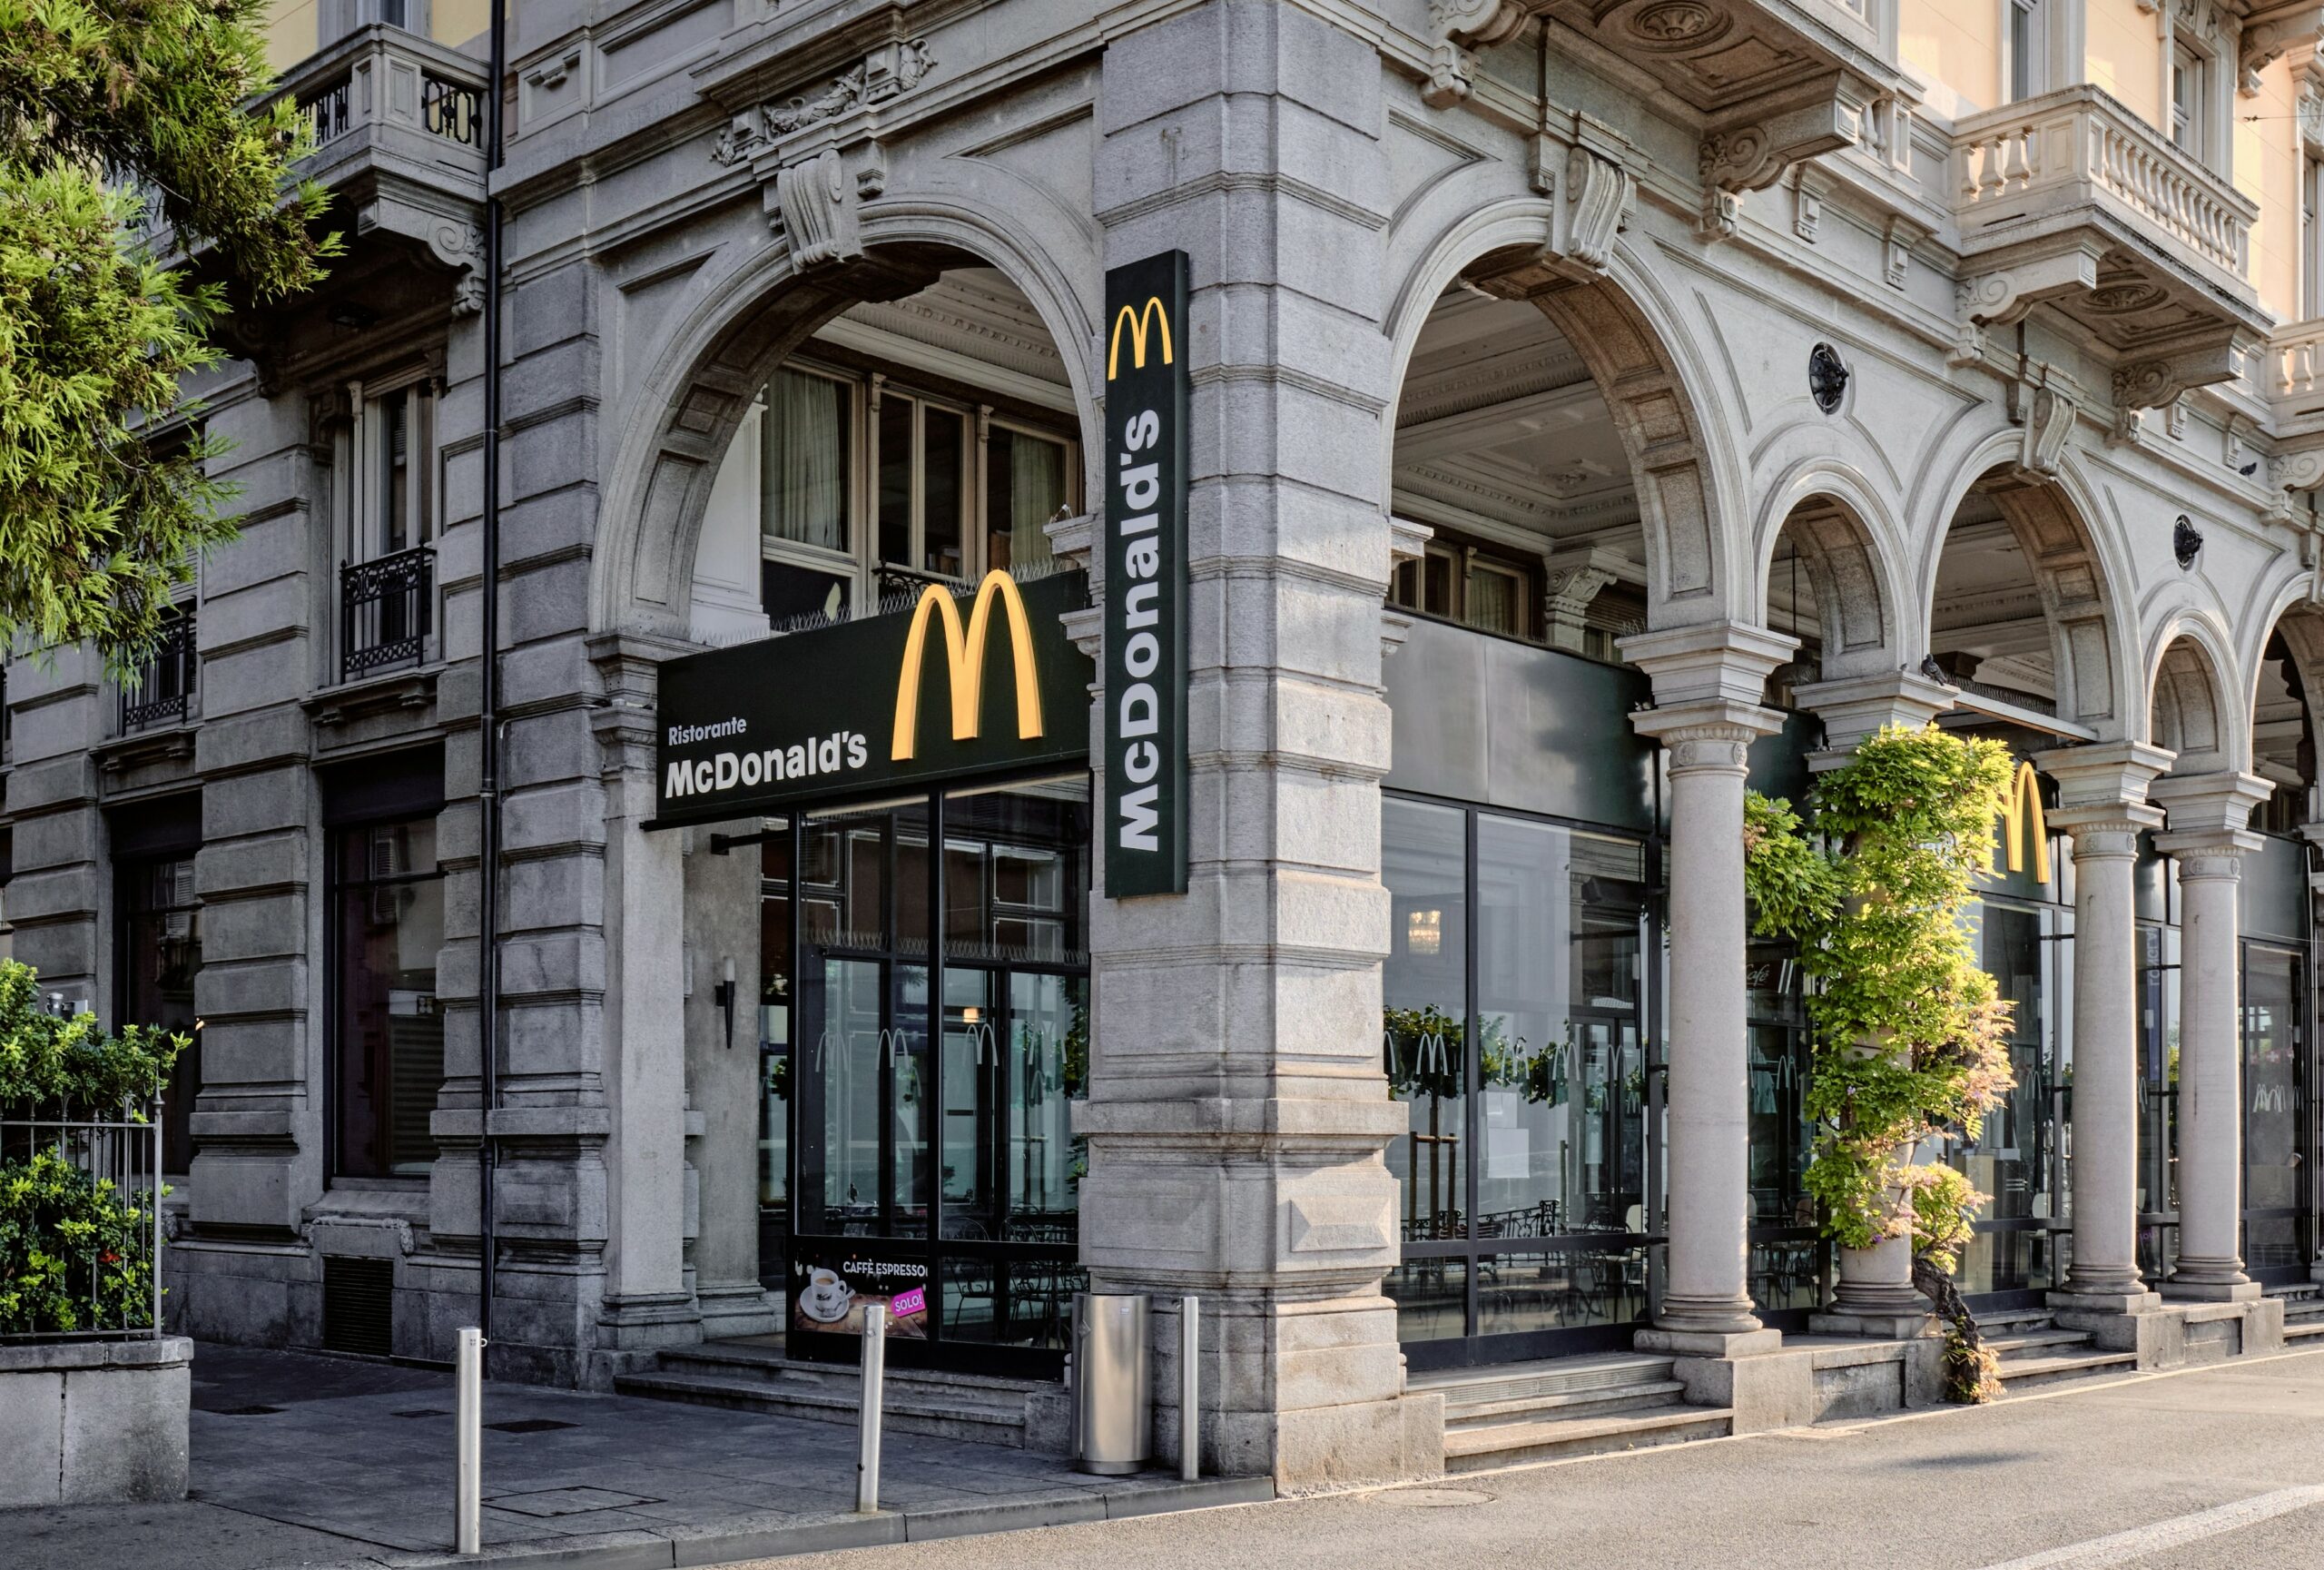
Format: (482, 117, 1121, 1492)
(765, 370, 848, 552)
(1006, 430, 1063, 572)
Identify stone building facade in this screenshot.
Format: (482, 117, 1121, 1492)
(13, 0, 2324, 1488)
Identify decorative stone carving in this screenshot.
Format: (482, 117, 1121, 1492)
(2243, 9, 2324, 95)
(1695, 75, 1873, 241)
(773, 148, 863, 271)
(2007, 373, 2076, 479)
(1950, 249, 2102, 366)
(1541, 544, 1624, 652)
(2167, 400, 2190, 440)
(713, 39, 936, 166)
(427, 219, 486, 318)
(1560, 143, 1633, 273)
(1882, 215, 1924, 289)
(1793, 165, 1828, 243)
(1421, 0, 1526, 110)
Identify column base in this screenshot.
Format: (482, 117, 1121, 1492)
(2047, 1289, 2162, 1316)
(2161, 1278, 2262, 1303)
(1636, 1326, 1784, 1358)
(1808, 1310, 1937, 1340)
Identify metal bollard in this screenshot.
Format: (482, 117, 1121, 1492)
(1179, 1295, 1200, 1482)
(855, 1302, 887, 1514)
(456, 1326, 486, 1555)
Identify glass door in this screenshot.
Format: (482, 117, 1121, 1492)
(2242, 942, 2308, 1279)
(1953, 898, 2071, 1304)
(2136, 923, 2181, 1282)
(1746, 943, 1822, 1327)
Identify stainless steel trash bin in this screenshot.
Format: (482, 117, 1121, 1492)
(1071, 1292, 1150, 1475)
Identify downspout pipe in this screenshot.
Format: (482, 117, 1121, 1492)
(478, 0, 507, 1344)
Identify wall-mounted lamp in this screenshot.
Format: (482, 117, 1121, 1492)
(714, 957, 737, 1050)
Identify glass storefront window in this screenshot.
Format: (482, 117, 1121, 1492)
(330, 816, 446, 1178)
(2137, 923, 2180, 1282)
(119, 854, 202, 1175)
(2244, 943, 2305, 1271)
(1947, 895, 2071, 1298)
(1383, 798, 1468, 1258)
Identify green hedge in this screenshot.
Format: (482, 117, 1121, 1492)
(0, 960, 186, 1336)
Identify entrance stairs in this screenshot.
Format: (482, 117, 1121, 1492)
(2270, 1282, 2324, 1342)
(1413, 1352, 1731, 1472)
(615, 1338, 1059, 1450)
(1981, 1307, 2138, 1391)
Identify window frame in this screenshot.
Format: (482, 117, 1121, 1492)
(1388, 528, 1541, 643)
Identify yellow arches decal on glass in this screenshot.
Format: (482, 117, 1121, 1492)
(1107, 297, 1173, 380)
(891, 571, 1045, 761)
(2000, 760, 2051, 884)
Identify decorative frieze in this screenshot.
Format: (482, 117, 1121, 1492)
(712, 39, 936, 167)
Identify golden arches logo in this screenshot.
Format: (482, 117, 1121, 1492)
(1107, 297, 1173, 380)
(2000, 761, 2051, 884)
(891, 571, 1045, 761)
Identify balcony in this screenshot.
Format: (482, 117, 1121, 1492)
(1950, 86, 2266, 397)
(120, 612, 197, 736)
(340, 547, 435, 683)
(269, 25, 489, 314)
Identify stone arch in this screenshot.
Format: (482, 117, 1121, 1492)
(1916, 435, 2136, 740)
(1753, 465, 1908, 683)
(2242, 579, 2324, 822)
(592, 202, 1103, 639)
(2147, 623, 2244, 775)
(1379, 202, 1747, 630)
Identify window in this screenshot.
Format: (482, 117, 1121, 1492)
(2305, 156, 2323, 319)
(2172, 41, 2207, 159)
(1389, 533, 1538, 640)
(754, 359, 1078, 623)
(325, 0, 425, 37)
(2007, 0, 2043, 102)
(118, 854, 202, 1176)
(331, 815, 446, 1178)
(348, 380, 435, 562)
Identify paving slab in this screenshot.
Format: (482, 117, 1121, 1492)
(0, 1342, 1270, 1570)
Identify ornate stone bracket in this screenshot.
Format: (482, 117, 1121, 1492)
(1540, 544, 1627, 653)
(1420, 0, 1526, 110)
(426, 218, 486, 318)
(2240, 5, 2324, 94)
(1950, 247, 2102, 366)
(2107, 340, 2242, 447)
(711, 38, 934, 272)
(1696, 73, 1876, 241)
(2006, 371, 2077, 480)
(2269, 443, 2324, 597)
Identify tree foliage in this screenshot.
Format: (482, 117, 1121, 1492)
(1740, 725, 2019, 1402)
(0, 0, 335, 669)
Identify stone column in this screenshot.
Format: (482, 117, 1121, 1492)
(1623, 622, 1796, 1355)
(2152, 772, 2270, 1302)
(1795, 671, 1953, 1337)
(1076, 2, 1428, 1489)
(2036, 743, 2171, 1315)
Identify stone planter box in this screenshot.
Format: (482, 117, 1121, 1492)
(0, 1336, 192, 1506)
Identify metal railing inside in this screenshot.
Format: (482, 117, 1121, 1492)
(0, 1100, 164, 1341)
(341, 546, 435, 680)
(120, 611, 196, 733)
(422, 73, 481, 146)
(304, 77, 353, 144)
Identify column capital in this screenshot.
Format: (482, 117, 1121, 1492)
(1630, 697, 1786, 775)
(2031, 739, 2173, 834)
(1618, 620, 1797, 708)
(2149, 770, 2273, 848)
(1794, 669, 1955, 767)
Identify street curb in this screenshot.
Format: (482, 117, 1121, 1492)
(324, 1475, 1275, 1570)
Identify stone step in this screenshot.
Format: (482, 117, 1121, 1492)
(1442, 1405, 1733, 1472)
(655, 1342, 1049, 1401)
(1444, 1379, 1689, 1428)
(613, 1369, 1031, 1447)
(1993, 1348, 2138, 1390)
(2284, 1318, 2324, 1340)
(1412, 1352, 1677, 1408)
(1984, 1328, 2090, 1354)
(1974, 1308, 2062, 1334)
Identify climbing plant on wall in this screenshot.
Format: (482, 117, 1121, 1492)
(1740, 724, 2019, 1402)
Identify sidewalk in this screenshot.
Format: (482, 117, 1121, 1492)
(0, 1343, 1266, 1570)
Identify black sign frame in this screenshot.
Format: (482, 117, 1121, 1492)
(1101, 250, 1191, 897)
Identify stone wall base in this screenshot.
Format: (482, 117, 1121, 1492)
(0, 1337, 192, 1506)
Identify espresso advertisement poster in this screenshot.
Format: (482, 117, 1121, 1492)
(787, 1248, 931, 1339)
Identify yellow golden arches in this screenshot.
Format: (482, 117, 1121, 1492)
(891, 571, 1046, 761)
(1107, 297, 1173, 379)
(2000, 760, 2051, 884)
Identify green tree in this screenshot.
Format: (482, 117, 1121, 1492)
(0, 0, 334, 670)
(1741, 725, 2019, 1402)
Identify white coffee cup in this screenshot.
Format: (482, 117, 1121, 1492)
(799, 1267, 854, 1324)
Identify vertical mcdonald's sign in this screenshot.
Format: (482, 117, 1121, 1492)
(1103, 250, 1191, 897)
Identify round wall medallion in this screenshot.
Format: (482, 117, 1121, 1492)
(1808, 342, 1849, 415)
(1625, 2, 1728, 50)
(2173, 515, 2202, 569)
(2085, 281, 2167, 315)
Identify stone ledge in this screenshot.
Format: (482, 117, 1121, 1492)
(0, 1335, 192, 1373)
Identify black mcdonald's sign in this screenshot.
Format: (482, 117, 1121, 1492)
(1102, 249, 1191, 898)
(651, 569, 1092, 828)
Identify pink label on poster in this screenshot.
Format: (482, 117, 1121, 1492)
(890, 1287, 926, 1318)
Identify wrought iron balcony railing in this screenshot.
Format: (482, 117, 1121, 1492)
(341, 546, 434, 682)
(120, 611, 196, 734)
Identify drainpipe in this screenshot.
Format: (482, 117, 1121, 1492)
(478, 0, 507, 1344)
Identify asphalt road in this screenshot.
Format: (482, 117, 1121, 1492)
(745, 1348, 2324, 1570)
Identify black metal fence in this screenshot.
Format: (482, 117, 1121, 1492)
(120, 611, 196, 733)
(0, 1101, 164, 1341)
(304, 77, 352, 144)
(422, 73, 482, 146)
(341, 547, 434, 681)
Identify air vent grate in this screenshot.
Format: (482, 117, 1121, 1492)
(321, 1255, 395, 1357)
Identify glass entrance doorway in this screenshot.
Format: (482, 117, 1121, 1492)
(2242, 941, 2309, 1279)
(768, 775, 1090, 1376)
